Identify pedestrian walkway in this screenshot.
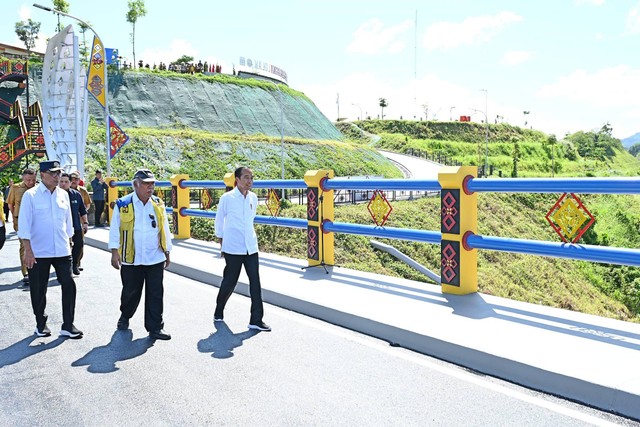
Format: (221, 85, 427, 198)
(82, 228, 640, 420)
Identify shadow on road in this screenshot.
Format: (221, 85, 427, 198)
(197, 321, 259, 359)
(0, 335, 65, 368)
(72, 330, 154, 373)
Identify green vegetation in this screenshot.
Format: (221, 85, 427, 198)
(82, 124, 402, 182)
(354, 120, 639, 178)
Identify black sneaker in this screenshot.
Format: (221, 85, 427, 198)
(248, 321, 271, 332)
(60, 325, 83, 339)
(34, 325, 51, 337)
(149, 329, 171, 340)
(72, 266, 81, 276)
(21, 277, 30, 288)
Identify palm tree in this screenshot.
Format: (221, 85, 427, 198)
(379, 98, 388, 119)
(126, 0, 147, 68)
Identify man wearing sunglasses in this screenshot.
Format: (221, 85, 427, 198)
(108, 168, 173, 341)
(17, 160, 83, 339)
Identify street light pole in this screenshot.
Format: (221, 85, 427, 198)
(272, 82, 285, 198)
(33, 3, 111, 175)
(481, 89, 488, 175)
(449, 106, 456, 121)
(471, 107, 489, 177)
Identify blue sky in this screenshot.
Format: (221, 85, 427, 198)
(2, 0, 640, 139)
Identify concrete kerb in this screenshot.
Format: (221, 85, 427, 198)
(84, 231, 640, 421)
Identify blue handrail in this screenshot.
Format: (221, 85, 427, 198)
(181, 209, 306, 229)
(465, 233, 640, 267)
(322, 220, 441, 244)
(466, 177, 640, 194)
(323, 178, 441, 191)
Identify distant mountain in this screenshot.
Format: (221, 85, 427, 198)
(622, 132, 640, 148)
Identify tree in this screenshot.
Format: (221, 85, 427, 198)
(126, 0, 147, 69)
(379, 98, 388, 119)
(511, 140, 520, 178)
(53, 0, 70, 32)
(15, 19, 41, 108)
(547, 134, 557, 177)
(78, 21, 91, 66)
(173, 55, 194, 65)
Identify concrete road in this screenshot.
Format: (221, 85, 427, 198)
(379, 150, 441, 179)
(0, 232, 636, 426)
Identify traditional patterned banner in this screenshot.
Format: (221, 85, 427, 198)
(87, 35, 106, 108)
(109, 117, 129, 159)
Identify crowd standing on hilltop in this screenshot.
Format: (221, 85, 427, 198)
(121, 59, 229, 75)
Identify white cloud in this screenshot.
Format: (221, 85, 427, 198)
(500, 50, 533, 66)
(626, 2, 640, 34)
(423, 11, 523, 51)
(19, 5, 31, 21)
(300, 72, 477, 122)
(536, 65, 640, 108)
(346, 18, 413, 55)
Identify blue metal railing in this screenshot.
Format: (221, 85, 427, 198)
(113, 175, 640, 268)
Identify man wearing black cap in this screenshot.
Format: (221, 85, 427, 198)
(108, 168, 173, 340)
(18, 160, 83, 339)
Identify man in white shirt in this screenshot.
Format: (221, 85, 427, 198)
(214, 166, 271, 331)
(108, 169, 173, 340)
(18, 160, 82, 339)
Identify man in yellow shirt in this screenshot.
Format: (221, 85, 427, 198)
(7, 168, 37, 285)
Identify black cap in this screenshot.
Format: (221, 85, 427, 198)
(40, 160, 62, 172)
(133, 169, 156, 182)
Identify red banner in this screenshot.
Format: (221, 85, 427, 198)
(109, 117, 129, 159)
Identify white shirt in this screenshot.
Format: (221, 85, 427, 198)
(17, 182, 73, 258)
(108, 192, 173, 265)
(215, 187, 259, 255)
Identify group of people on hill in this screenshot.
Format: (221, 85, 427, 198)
(0, 162, 270, 343)
(120, 60, 227, 75)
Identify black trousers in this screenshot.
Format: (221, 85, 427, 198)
(215, 252, 264, 324)
(120, 262, 165, 332)
(0, 225, 5, 250)
(94, 200, 105, 225)
(28, 256, 76, 329)
(71, 229, 83, 268)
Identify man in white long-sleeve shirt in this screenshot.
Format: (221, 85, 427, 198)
(18, 160, 82, 339)
(214, 166, 270, 331)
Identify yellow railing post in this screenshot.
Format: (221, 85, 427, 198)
(438, 166, 478, 294)
(105, 177, 119, 224)
(223, 173, 235, 191)
(169, 174, 190, 239)
(303, 170, 335, 268)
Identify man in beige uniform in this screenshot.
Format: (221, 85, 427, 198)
(7, 168, 37, 285)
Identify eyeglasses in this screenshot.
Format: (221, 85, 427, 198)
(45, 170, 61, 176)
(149, 214, 156, 228)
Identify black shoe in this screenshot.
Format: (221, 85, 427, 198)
(78, 266, 84, 271)
(34, 325, 51, 337)
(21, 277, 30, 288)
(149, 329, 171, 340)
(248, 321, 271, 332)
(60, 324, 83, 339)
(117, 317, 129, 330)
(72, 266, 81, 275)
